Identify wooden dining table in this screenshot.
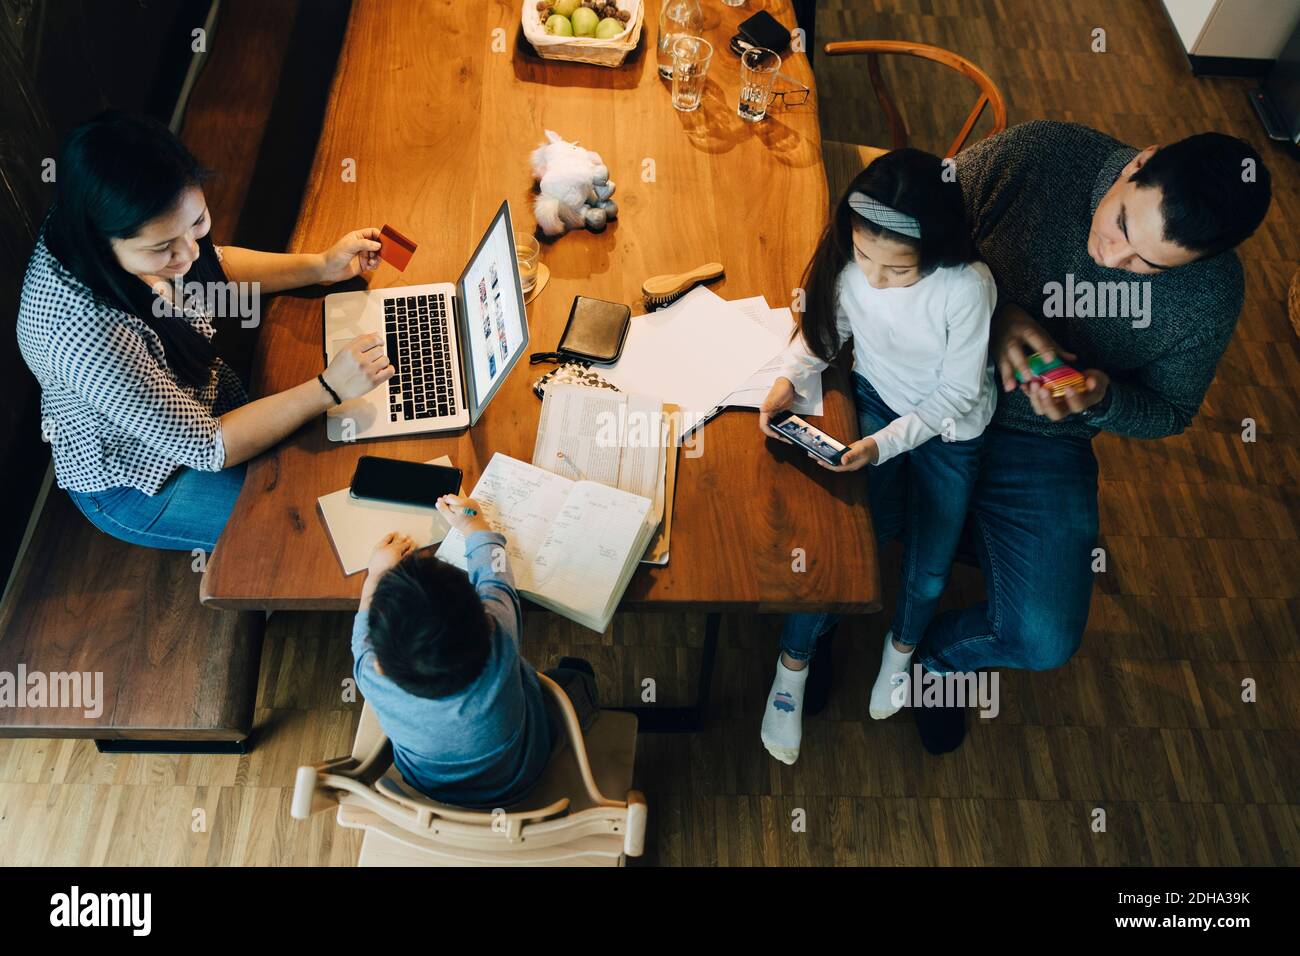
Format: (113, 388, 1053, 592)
(200, 0, 881, 692)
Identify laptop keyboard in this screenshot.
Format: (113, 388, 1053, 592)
(383, 292, 456, 422)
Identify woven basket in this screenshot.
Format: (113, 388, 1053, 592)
(521, 0, 645, 68)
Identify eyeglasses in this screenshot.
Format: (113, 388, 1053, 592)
(770, 72, 810, 107)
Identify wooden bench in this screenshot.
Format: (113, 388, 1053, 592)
(0, 0, 350, 752)
(0, 493, 264, 751)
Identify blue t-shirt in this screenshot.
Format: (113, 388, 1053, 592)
(351, 530, 552, 807)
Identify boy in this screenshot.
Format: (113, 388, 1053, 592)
(352, 493, 597, 807)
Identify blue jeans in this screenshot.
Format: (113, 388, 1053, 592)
(780, 377, 1099, 673)
(780, 374, 982, 660)
(66, 465, 246, 553)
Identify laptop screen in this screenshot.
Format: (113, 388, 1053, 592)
(457, 200, 530, 424)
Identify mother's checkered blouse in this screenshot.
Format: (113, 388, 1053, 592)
(16, 238, 247, 495)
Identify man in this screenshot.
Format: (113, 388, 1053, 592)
(907, 121, 1273, 752)
(789, 122, 1273, 755)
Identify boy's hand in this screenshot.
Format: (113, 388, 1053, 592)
(437, 494, 491, 535)
(360, 531, 415, 610)
(367, 531, 415, 578)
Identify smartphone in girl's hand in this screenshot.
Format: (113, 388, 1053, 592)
(768, 410, 849, 466)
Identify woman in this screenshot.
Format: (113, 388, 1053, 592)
(17, 111, 392, 552)
(757, 149, 996, 765)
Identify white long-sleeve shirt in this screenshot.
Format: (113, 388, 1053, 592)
(780, 261, 997, 465)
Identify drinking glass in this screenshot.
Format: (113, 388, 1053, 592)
(657, 0, 703, 79)
(737, 46, 781, 122)
(671, 36, 713, 113)
(515, 231, 540, 295)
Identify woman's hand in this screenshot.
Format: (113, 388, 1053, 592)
(436, 494, 491, 535)
(759, 377, 797, 441)
(991, 302, 1076, 393)
(317, 228, 383, 284)
(816, 437, 878, 472)
(322, 333, 394, 402)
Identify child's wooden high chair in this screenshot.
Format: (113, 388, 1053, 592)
(291, 673, 646, 866)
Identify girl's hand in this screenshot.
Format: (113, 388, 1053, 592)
(436, 494, 491, 535)
(322, 333, 394, 402)
(367, 531, 415, 579)
(317, 228, 383, 284)
(759, 377, 797, 441)
(816, 437, 878, 472)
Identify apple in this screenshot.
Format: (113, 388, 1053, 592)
(553, 0, 581, 17)
(595, 16, 623, 39)
(545, 13, 574, 35)
(571, 6, 599, 36)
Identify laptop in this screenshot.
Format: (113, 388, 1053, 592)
(322, 199, 529, 441)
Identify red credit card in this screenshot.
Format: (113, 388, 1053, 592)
(378, 224, 417, 271)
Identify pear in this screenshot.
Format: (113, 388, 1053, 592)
(545, 13, 574, 35)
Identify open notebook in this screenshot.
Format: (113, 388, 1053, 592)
(435, 453, 657, 632)
(531, 382, 675, 564)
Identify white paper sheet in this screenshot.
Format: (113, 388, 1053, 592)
(601, 286, 786, 423)
(318, 455, 456, 575)
(720, 301, 823, 415)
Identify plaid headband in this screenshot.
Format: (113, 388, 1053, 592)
(847, 191, 922, 239)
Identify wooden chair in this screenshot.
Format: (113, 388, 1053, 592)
(291, 673, 646, 866)
(820, 40, 1008, 204)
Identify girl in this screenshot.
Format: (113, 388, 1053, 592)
(18, 111, 393, 552)
(758, 148, 996, 764)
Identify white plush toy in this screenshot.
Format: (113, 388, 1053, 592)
(530, 129, 618, 236)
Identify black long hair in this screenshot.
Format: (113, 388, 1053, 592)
(42, 111, 224, 388)
(797, 148, 976, 362)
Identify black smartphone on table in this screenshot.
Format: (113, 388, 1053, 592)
(349, 456, 462, 508)
(768, 410, 849, 466)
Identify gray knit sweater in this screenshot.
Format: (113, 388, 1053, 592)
(955, 120, 1244, 440)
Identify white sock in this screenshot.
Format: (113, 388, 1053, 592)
(869, 631, 915, 720)
(761, 654, 809, 765)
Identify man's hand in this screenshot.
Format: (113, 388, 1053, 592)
(1024, 370, 1110, 421)
(759, 377, 797, 441)
(992, 302, 1077, 393)
(815, 436, 878, 472)
(436, 494, 491, 535)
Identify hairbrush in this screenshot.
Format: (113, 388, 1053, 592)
(641, 262, 724, 308)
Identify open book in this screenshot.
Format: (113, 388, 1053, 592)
(435, 453, 656, 633)
(531, 382, 675, 564)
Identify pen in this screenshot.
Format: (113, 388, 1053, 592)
(555, 451, 585, 480)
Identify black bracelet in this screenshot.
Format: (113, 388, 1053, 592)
(318, 373, 342, 405)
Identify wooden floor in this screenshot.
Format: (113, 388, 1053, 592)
(1, 0, 1297, 866)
